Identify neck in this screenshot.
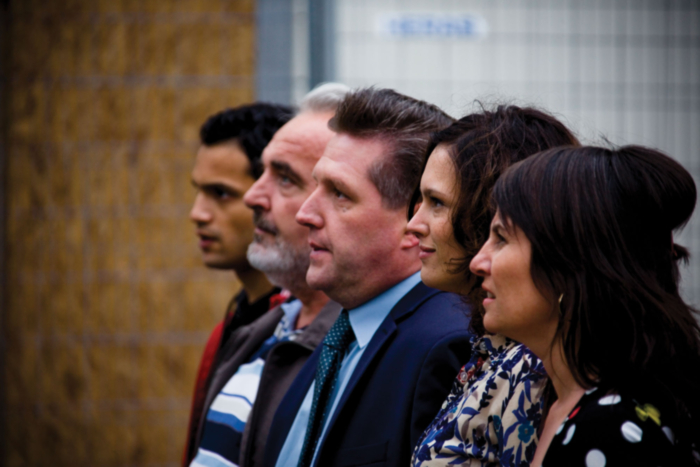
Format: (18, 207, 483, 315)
(530, 338, 586, 467)
(236, 267, 274, 304)
(540, 339, 584, 406)
(292, 284, 330, 329)
(337, 264, 420, 311)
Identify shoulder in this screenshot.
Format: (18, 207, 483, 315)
(294, 300, 342, 349)
(496, 341, 546, 383)
(399, 284, 472, 331)
(224, 305, 285, 352)
(545, 388, 684, 466)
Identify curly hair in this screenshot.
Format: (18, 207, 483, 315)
(409, 104, 579, 334)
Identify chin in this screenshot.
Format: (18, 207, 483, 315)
(481, 314, 501, 335)
(201, 254, 222, 267)
(420, 271, 459, 294)
(306, 267, 334, 293)
(419, 273, 439, 289)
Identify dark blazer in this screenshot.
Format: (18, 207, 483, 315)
(264, 282, 473, 467)
(191, 299, 341, 467)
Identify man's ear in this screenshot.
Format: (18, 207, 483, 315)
(400, 231, 420, 250)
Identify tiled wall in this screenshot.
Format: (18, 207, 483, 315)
(3, 1, 255, 465)
(336, 0, 700, 305)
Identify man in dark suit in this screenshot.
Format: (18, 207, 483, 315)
(265, 88, 473, 467)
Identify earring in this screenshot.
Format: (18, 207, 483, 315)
(558, 293, 564, 314)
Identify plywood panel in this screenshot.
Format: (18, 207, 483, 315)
(3, 1, 254, 465)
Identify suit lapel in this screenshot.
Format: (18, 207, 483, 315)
(265, 346, 322, 467)
(316, 282, 439, 454)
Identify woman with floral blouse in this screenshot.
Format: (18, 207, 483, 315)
(406, 105, 579, 466)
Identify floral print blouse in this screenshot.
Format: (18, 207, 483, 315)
(412, 334, 546, 467)
(543, 386, 699, 466)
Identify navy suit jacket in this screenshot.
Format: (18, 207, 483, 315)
(264, 281, 473, 467)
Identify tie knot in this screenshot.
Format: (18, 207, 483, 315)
(323, 310, 355, 351)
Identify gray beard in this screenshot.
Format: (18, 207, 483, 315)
(246, 237, 311, 293)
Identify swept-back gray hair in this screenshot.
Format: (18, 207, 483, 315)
(299, 82, 351, 114)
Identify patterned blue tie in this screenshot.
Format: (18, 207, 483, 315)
(297, 310, 355, 467)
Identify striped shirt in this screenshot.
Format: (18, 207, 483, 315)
(191, 299, 303, 467)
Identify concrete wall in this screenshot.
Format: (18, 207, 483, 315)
(336, 0, 700, 305)
(2, 1, 256, 465)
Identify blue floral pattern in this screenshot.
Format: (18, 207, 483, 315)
(412, 334, 546, 467)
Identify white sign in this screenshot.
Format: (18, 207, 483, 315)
(376, 12, 489, 39)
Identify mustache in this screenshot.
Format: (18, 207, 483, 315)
(253, 211, 279, 235)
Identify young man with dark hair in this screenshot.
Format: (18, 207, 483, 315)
(264, 88, 473, 467)
(185, 102, 294, 466)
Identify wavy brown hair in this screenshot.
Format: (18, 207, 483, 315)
(409, 104, 579, 334)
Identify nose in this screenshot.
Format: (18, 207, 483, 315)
(469, 244, 491, 277)
(296, 188, 323, 229)
(406, 201, 429, 238)
(243, 175, 271, 211)
(190, 193, 212, 224)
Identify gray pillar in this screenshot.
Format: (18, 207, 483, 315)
(256, 0, 294, 104)
(308, 0, 335, 89)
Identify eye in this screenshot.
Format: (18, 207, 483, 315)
(334, 188, 348, 200)
(278, 174, 293, 187)
(205, 186, 234, 200)
(430, 196, 444, 208)
(214, 187, 230, 198)
(494, 230, 507, 245)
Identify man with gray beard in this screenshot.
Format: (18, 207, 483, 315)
(186, 84, 348, 467)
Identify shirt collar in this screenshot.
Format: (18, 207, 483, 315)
(280, 298, 303, 322)
(347, 271, 422, 349)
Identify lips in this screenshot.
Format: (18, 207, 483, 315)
(308, 239, 329, 260)
(482, 286, 495, 306)
(196, 231, 218, 250)
(309, 239, 328, 251)
(253, 212, 278, 236)
(418, 244, 436, 260)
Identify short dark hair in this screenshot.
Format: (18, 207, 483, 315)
(199, 103, 295, 178)
(329, 87, 454, 210)
(493, 145, 700, 448)
(409, 105, 579, 334)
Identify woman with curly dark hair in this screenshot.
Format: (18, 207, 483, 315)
(407, 104, 579, 466)
(470, 145, 700, 466)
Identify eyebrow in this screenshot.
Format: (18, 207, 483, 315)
(191, 179, 243, 195)
(328, 176, 353, 195)
(422, 187, 448, 200)
(491, 221, 505, 235)
(270, 160, 304, 187)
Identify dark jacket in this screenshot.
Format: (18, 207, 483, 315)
(264, 282, 473, 467)
(190, 298, 341, 467)
(240, 300, 342, 467)
(183, 288, 284, 467)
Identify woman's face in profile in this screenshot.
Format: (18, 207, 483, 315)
(407, 145, 467, 294)
(470, 212, 557, 351)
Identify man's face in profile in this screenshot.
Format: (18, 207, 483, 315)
(296, 134, 417, 308)
(243, 112, 336, 285)
(190, 141, 256, 270)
